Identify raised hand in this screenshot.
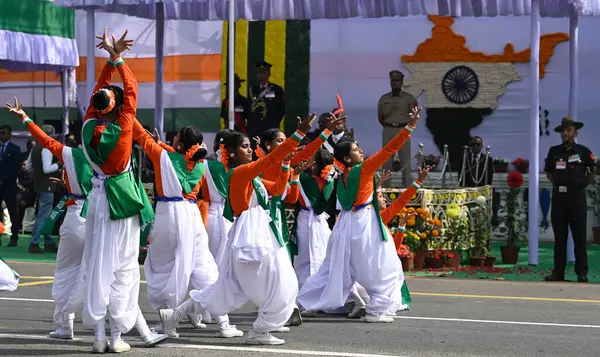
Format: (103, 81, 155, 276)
(112, 30, 133, 55)
(417, 165, 434, 182)
(252, 136, 261, 146)
(376, 169, 393, 186)
(408, 105, 422, 127)
(294, 158, 315, 175)
(5, 97, 27, 119)
(95, 27, 117, 57)
(284, 145, 304, 162)
(296, 112, 317, 134)
(326, 112, 344, 132)
(398, 211, 418, 226)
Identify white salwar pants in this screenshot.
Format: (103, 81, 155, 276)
(297, 205, 401, 316)
(191, 188, 298, 333)
(294, 208, 330, 290)
(72, 177, 141, 333)
(52, 202, 86, 326)
(0, 258, 18, 291)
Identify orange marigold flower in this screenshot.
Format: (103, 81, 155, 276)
(432, 229, 439, 237)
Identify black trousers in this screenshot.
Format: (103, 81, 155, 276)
(551, 189, 588, 276)
(0, 185, 21, 240)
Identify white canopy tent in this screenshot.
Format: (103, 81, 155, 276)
(52, 0, 600, 265)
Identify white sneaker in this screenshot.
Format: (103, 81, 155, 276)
(364, 314, 394, 323)
(202, 311, 213, 324)
(109, 338, 131, 353)
(244, 328, 284, 345)
(92, 340, 109, 353)
(219, 325, 244, 338)
(348, 305, 366, 319)
(49, 326, 74, 340)
(142, 330, 167, 346)
(151, 323, 179, 338)
(187, 313, 207, 329)
(271, 326, 290, 333)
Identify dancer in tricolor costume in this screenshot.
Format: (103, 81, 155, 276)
(159, 116, 316, 345)
(0, 222, 18, 292)
(75, 28, 163, 353)
(133, 122, 243, 339)
(297, 106, 421, 323)
(255, 113, 340, 326)
(5, 98, 91, 339)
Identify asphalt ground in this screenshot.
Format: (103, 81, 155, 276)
(1, 261, 599, 357)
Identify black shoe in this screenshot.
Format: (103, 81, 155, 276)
(544, 274, 565, 282)
(44, 244, 58, 253)
(28, 244, 44, 254)
(285, 307, 303, 326)
(577, 275, 588, 283)
(7, 239, 18, 247)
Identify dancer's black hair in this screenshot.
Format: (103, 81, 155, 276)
(259, 128, 284, 152)
(178, 126, 207, 161)
(91, 85, 124, 113)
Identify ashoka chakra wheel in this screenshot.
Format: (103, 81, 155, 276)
(441, 65, 479, 104)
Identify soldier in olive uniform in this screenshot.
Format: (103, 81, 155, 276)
(377, 70, 418, 188)
(247, 61, 286, 142)
(544, 117, 595, 283)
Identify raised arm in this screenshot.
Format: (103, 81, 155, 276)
(132, 120, 163, 164)
(233, 130, 305, 180)
(116, 59, 138, 122)
(290, 129, 332, 166)
(84, 59, 117, 121)
(362, 124, 414, 176)
(22, 118, 65, 162)
(262, 162, 291, 197)
(380, 180, 422, 224)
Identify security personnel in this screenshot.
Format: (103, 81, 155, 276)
(247, 61, 286, 141)
(543, 117, 595, 283)
(377, 70, 417, 188)
(220, 73, 251, 135)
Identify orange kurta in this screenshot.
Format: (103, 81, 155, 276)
(229, 131, 304, 215)
(380, 181, 421, 224)
(84, 57, 138, 175)
(132, 120, 202, 201)
(350, 125, 414, 207)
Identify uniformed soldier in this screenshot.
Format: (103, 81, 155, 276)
(377, 70, 418, 188)
(220, 73, 251, 135)
(544, 117, 595, 283)
(247, 61, 286, 142)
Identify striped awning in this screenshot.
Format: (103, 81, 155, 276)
(51, 0, 600, 20)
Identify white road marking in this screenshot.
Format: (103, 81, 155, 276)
(392, 316, 600, 329)
(0, 333, 406, 357)
(0, 297, 54, 303)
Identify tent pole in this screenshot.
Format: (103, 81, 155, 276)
(566, 5, 580, 262)
(528, 0, 540, 266)
(86, 8, 96, 102)
(61, 69, 69, 141)
(155, 3, 165, 139)
(227, 0, 235, 130)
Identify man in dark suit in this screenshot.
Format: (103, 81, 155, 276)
(221, 73, 251, 135)
(247, 61, 286, 141)
(0, 125, 22, 246)
(462, 136, 494, 187)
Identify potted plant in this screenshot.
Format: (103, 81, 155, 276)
(587, 166, 600, 244)
(444, 203, 468, 267)
(470, 196, 494, 266)
(399, 207, 439, 269)
(425, 249, 454, 268)
(499, 171, 528, 264)
(398, 244, 415, 271)
(512, 158, 529, 174)
(493, 157, 509, 173)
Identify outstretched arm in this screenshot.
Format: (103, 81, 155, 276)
(132, 120, 163, 165)
(362, 124, 414, 176)
(262, 162, 292, 197)
(284, 174, 300, 204)
(380, 180, 422, 224)
(290, 129, 332, 166)
(22, 118, 65, 162)
(116, 59, 138, 123)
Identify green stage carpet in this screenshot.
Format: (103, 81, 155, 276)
(2, 234, 599, 283)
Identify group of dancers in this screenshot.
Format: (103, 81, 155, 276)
(0, 27, 432, 352)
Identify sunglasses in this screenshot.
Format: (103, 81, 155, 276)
(470, 143, 481, 147)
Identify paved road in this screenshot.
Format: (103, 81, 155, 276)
(1, 261, 599, 357)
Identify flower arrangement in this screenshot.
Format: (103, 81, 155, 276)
(501, 171, 528, 247)
(469, 196, 491, 257)
(397, 207, 441, 252)
(512, 158, 529, 173)
(427, 249, 456, 266)
(493, 157, 509, 173)
(397, 244, 414, 259)
(493, 157, 509, 164)
(444, 204, 470, 251)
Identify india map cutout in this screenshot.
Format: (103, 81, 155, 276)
(398, 15, 568, 169)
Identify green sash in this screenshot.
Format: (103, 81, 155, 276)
(71, 148, 93, 218)
(401, 280, 412, 306)
(167, 152, 205, 194)
(269, 193, 295, 258)
(336, 164, 388, 241)
(131, 149, 155, 247)
(207, 160, 228, 199)
(299, 173, 334, 215)
(40, 196, 68, 237)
